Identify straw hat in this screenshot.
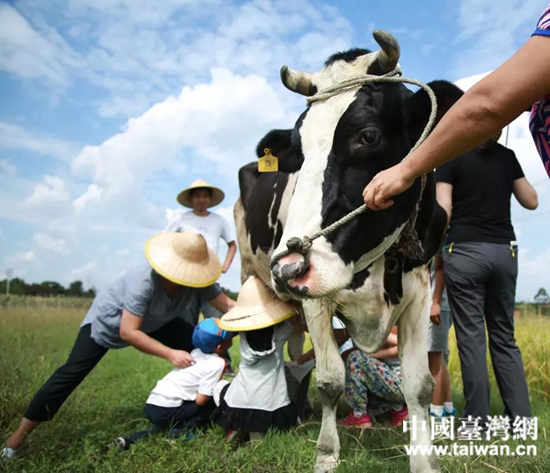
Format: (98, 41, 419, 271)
(145, 231, 221, 287)
(177, 179, 225, 208)
(219, 276, 298, 331)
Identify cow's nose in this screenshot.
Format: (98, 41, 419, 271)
(272, 252, 309, 294)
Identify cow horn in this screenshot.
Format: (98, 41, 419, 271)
(371, 30, 400, 73)
(280, 65, 315, 96)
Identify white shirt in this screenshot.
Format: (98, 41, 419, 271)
(146, 349, 226, 408)
(164, 210, 235, 255)
(224, 321, 293, 412)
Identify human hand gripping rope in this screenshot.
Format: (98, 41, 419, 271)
(275, 66, 438, 266)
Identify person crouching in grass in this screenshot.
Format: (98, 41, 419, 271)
(115, 318, 235, 449)
(2, 231, 235, 459)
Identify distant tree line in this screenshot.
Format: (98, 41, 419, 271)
(0, 278, 237, 300)
(0, 278, 96, 298)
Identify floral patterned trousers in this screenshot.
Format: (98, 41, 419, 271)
(344, 350, 405, 416)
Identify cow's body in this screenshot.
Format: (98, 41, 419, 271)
(235, 32, 462, 472)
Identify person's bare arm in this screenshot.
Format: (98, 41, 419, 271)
(207, 292, 236, 313)
(513, 177, 539, 210)
(195, 393, 212, 406)
(371, 333, 398, 360)
(436, 182, 453, 225)
(222, 241, 237, 273)
(363, 35, 550, 210)
(119, 310, 194, 368)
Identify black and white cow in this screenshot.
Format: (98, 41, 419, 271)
(235, 31, 463, 472)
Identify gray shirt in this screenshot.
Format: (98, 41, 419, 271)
(81, 262, 221, 349)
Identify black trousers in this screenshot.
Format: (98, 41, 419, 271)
(444, 242, 531, 421)
(144, 400, 215, 429)
(24, 318, 194, 422)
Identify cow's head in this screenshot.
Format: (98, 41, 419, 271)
(270, 31, 462, 298)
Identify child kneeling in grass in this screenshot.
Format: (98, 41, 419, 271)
(115, 318, 234, 449)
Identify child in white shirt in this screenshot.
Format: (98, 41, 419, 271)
(115, 318, 234, 449)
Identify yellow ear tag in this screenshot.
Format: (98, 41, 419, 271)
(258, 148, 278, 173)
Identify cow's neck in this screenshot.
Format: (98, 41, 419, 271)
(352, 175, 426, 274)
(352, 221, 406, 274)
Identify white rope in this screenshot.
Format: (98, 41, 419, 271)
(277, 66, 437, 265)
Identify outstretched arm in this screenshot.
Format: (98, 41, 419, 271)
(119, 310, 194, 368)
(363, 35, 550, 210)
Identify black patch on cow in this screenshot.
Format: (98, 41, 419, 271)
(239, 112, 310, 258)
(319, 83, 420, 268)
(405, 80, 464, 146)
(383, 253, 403, 306)
(274, 220, 284, 250)
(238, 161, 261, 213)
(402, 81, 464, 271)
(403, 172, 448, 272)
(244, 172, 291, 254)
(325, 48, 371, 67)
(345, 265, 371, 291)
(256, 129, 292, 157)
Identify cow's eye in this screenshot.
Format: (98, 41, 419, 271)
(359, 129, 380, 146)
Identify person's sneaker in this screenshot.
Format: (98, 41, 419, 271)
(338, 412, 373, 428)
(169, 428, 196, 441)
(429, 409, 446, 418)
(1, 447, 16, 460)
(444, 408, 457, 416)
(389, 406, 409, 427)
(113, 436, 133, 450)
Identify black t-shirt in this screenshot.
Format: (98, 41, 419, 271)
(435, 143, 524, 244)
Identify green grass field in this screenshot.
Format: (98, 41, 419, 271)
(1, 308, 549, 472)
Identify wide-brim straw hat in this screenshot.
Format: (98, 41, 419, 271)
(219, 276, 298, 331)
(145, 231, 221, 287)
(177, 179, 225, 208)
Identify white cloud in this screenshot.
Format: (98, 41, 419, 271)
(72, 184, 102, 214)
(33, 232, 71, 256)
(25, 175, 71, 207)
(116, 248, 130, 256)
(4, 1, 353, 118)
(0, 121, 79, 162)
(8, 250, 35, 263)
(71, 261, 97, 276)
(71, 68, 290, 216)
(0, 160, 16, 176)
(0, 3, 82, 87)
(452, 0, 543, 77)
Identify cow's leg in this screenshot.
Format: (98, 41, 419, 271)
(303, 299, 343, 472)
(398, 282, 440, 473)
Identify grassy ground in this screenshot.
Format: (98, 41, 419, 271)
(1, 309, 549, 472)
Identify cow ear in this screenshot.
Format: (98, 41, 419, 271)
(405, 80, 464, 143)
(256, 128, 303, 173)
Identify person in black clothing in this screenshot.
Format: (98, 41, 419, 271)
(435, 132, 538, 424)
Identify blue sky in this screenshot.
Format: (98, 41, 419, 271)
(0, 0, 548, 300)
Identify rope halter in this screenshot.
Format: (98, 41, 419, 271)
(274, 66, 437, 269)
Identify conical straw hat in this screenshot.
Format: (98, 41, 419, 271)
(177, 179, 225, 208)
(145, 231, 221, 287)
(219, 276, 298, 331)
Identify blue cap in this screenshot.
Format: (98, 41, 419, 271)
(192, 318, 234, 353)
